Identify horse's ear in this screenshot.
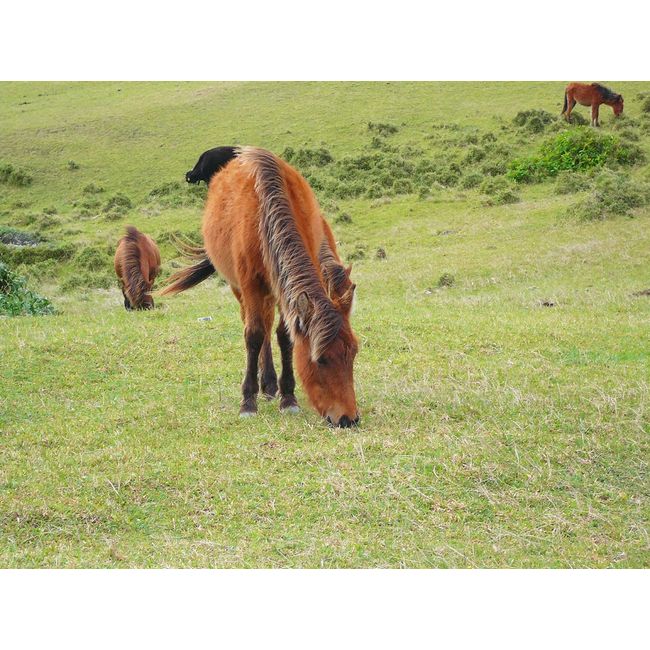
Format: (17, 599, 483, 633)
(296, 292, 313, 332)
(340, 283, 356, 312)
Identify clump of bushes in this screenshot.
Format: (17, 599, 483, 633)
(83, 183, 104, 194)
(507, 128, 644, 183)
(0, 227, 43, 247)
(147, 181, 205, 208)
(513, 109, 555, 133)
(0, 241, 74, 266)
(367, 122, 398, 136)
(282, 147, 334, 168)
(73, 246, 110, 272)
(347, 245, 367, 261)
(460, 172, 483, 189)
(0, 162, 33, 186)
(0, 262, 55, 316)
(479, 176, 520, 204)
(568, 170, 650, 221)
(59, 271, 112, 291)
(103, 193, 133, 219)
(555, 170, 592, 195)
(641, 97, 650, 114)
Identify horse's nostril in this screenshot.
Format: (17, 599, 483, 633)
(338, 415, 352, 428)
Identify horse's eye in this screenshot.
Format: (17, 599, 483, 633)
(317, 356, 328, 367)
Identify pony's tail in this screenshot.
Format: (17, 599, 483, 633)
(159, 252, 215, 296)
(122, 226, 149, 306)
(562, 92, 568, 115)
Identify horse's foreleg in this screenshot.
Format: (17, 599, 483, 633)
(564, 93, 574, 122)
(591, 104, 600, 127)
(259, 296, 278, 399)
(276, 315, 299, 413)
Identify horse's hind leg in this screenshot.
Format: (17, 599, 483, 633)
(259, 296, 278, 399)
(276, 314, 299, 413)
(238, 287, 272, 417)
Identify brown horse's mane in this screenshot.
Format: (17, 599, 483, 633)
(592, 83, 621, 103)
(121, 226, 151, 307)
(238, 146, 343, 360)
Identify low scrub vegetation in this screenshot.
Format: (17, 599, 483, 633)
(0, 262, 55, 316)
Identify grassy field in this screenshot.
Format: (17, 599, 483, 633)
(1, 81, 649, 568)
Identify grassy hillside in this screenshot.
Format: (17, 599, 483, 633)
(1, 82, 649, 567)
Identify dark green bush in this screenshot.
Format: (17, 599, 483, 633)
(73, 246, 110, 272)
(437, 273, 455, 288)
(641, 97, 650, 114)
(0, 262, 55, 316)
(83, 183, 104, 194)
(67, 160, 80, 171)
(460, 172, 483, 189)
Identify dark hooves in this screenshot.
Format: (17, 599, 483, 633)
(280, 395, 300, 413)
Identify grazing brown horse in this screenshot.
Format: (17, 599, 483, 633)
(114, 226, 161, 310)
(161, 147, 359, 427)
(562, 82, 624, 126)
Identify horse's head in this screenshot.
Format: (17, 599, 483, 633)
(293, 288, 359, 428)
(186, 170, 197, 183)
(613, 95, 624, 116)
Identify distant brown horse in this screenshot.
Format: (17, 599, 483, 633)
(114, 226, 161, 310)
(162, 147, 360, 427)
(562, 82, 624, 126)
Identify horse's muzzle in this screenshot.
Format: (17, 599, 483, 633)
(326, 414, 360, 428)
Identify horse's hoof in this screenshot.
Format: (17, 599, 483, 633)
(281, 405, 300, 414)
(280, 396, 300, 413)
(262, 385, 278, 400)
(239, 410, 257, 418)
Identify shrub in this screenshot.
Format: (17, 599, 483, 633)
(73, 246, 110, 272)
(83, 183, 104, 194)
(67, 160, 80, 171)
(60, 271, 112, 291)
(103, 193, 133, 218)
(513, 109, 555, 133)
(347, 245, 367, 261)
(461, 172, 483, 189)
(0, 227, 43, 247)
(555, 170, 591, 194)
(0, 241, 74, 266)
(437, 273, 455, 288)
(0, 262, 55, 316)
(367, 122, 398, 136)
(0, 162, 33, 186)
(335, 212, 353, 224)
(463, 146, 486, 164)
(569, 170, 650, 221)
(508, 128, 644, 183)
(282, 147, 333, 168)
(641, 97, 650, 114)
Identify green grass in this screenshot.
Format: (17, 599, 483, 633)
(1, 82, 649, 567)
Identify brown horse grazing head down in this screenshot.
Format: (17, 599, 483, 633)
(114, 226, 161, 310)
(562, 82, 624, 126)
(161, 147, 360, 427)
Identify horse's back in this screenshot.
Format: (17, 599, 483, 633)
(202, 151, 325, 290)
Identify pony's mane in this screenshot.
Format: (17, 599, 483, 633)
(237, 146, 342, 360)
(592, 83, 620, 102)
(121, 226, 150, 307)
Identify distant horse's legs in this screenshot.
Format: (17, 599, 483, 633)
(591, 103, 600, 127)
(259, 296, 278, 399)
(276, 314, 299, 413)
(121, 288, 132, 310)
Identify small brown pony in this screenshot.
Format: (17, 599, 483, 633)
(114, 226, 161, 310)
(162, 147, 359, 427)
(562, 82, 624, 126)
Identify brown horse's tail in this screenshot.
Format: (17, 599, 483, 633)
(121, 226, 150, 307)
(159, 238, 215, 296)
